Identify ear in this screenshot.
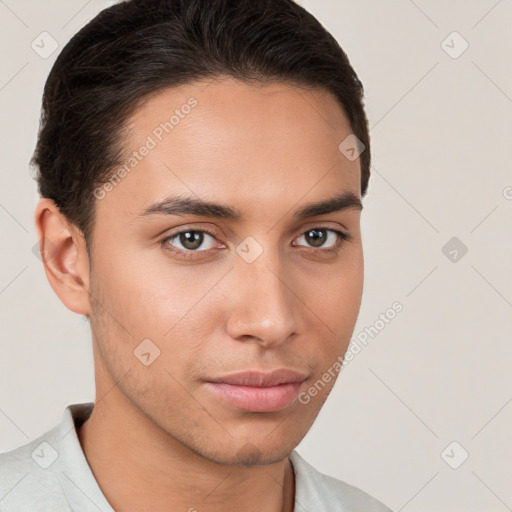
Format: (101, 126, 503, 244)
(34, 198, 92, 315)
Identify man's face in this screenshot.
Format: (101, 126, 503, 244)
(87, 77, 364, 465)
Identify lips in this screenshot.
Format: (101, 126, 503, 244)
(204, 369, 307, 412)
(207, 369, 307, 387)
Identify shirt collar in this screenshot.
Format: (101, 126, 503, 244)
(54, 402, 317, 512)
(52, 402, 115, 511)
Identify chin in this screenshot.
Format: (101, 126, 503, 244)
(194, 439, 292, 467)
(233, 441, 288, 466)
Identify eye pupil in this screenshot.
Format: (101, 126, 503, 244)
(180, 231, 203, 250)
(306, 229, 326, 247)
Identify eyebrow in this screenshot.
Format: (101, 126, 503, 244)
(137, 190, 363, 221)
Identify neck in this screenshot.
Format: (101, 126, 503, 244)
(76, 392, 295, 512)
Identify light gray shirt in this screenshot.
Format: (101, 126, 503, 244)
(0, 403, 392, 511)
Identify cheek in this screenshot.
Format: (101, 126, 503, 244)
(303, 253, 364, 376)
(90, 246, 229, 379)
(297, 265, 363, 409)
(88, 257, 216, 405)
(313, 251, 363, 327)
(91, 234, 363, 366)
(93, 244, 217, 329)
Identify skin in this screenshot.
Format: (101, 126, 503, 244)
(34, 76, 364, 512)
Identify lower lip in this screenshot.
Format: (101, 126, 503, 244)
(204, 381, 303, 412)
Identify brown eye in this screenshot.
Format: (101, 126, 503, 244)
(304, 228, 328, 248)
(294, 228, 349, 249)
(161, 229, 219, 255)
(175, 231, 205, 250)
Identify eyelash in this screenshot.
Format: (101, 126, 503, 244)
(160, 226, 352, 260)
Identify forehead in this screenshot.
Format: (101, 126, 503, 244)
(98, 77, 361, 221)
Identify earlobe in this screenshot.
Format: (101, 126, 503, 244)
(34, 198, 92, 315)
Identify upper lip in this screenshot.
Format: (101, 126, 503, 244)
(206, 369, 307, 387)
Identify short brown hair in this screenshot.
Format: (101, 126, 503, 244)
(31, 0, 371, 251)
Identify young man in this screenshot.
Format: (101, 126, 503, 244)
(0, 0, 392, 510)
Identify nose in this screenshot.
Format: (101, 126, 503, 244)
(224, 246, 298, 348)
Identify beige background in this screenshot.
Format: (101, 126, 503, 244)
(1, 1, 511, 510)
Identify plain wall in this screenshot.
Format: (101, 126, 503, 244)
(1, 1, 511, 510)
